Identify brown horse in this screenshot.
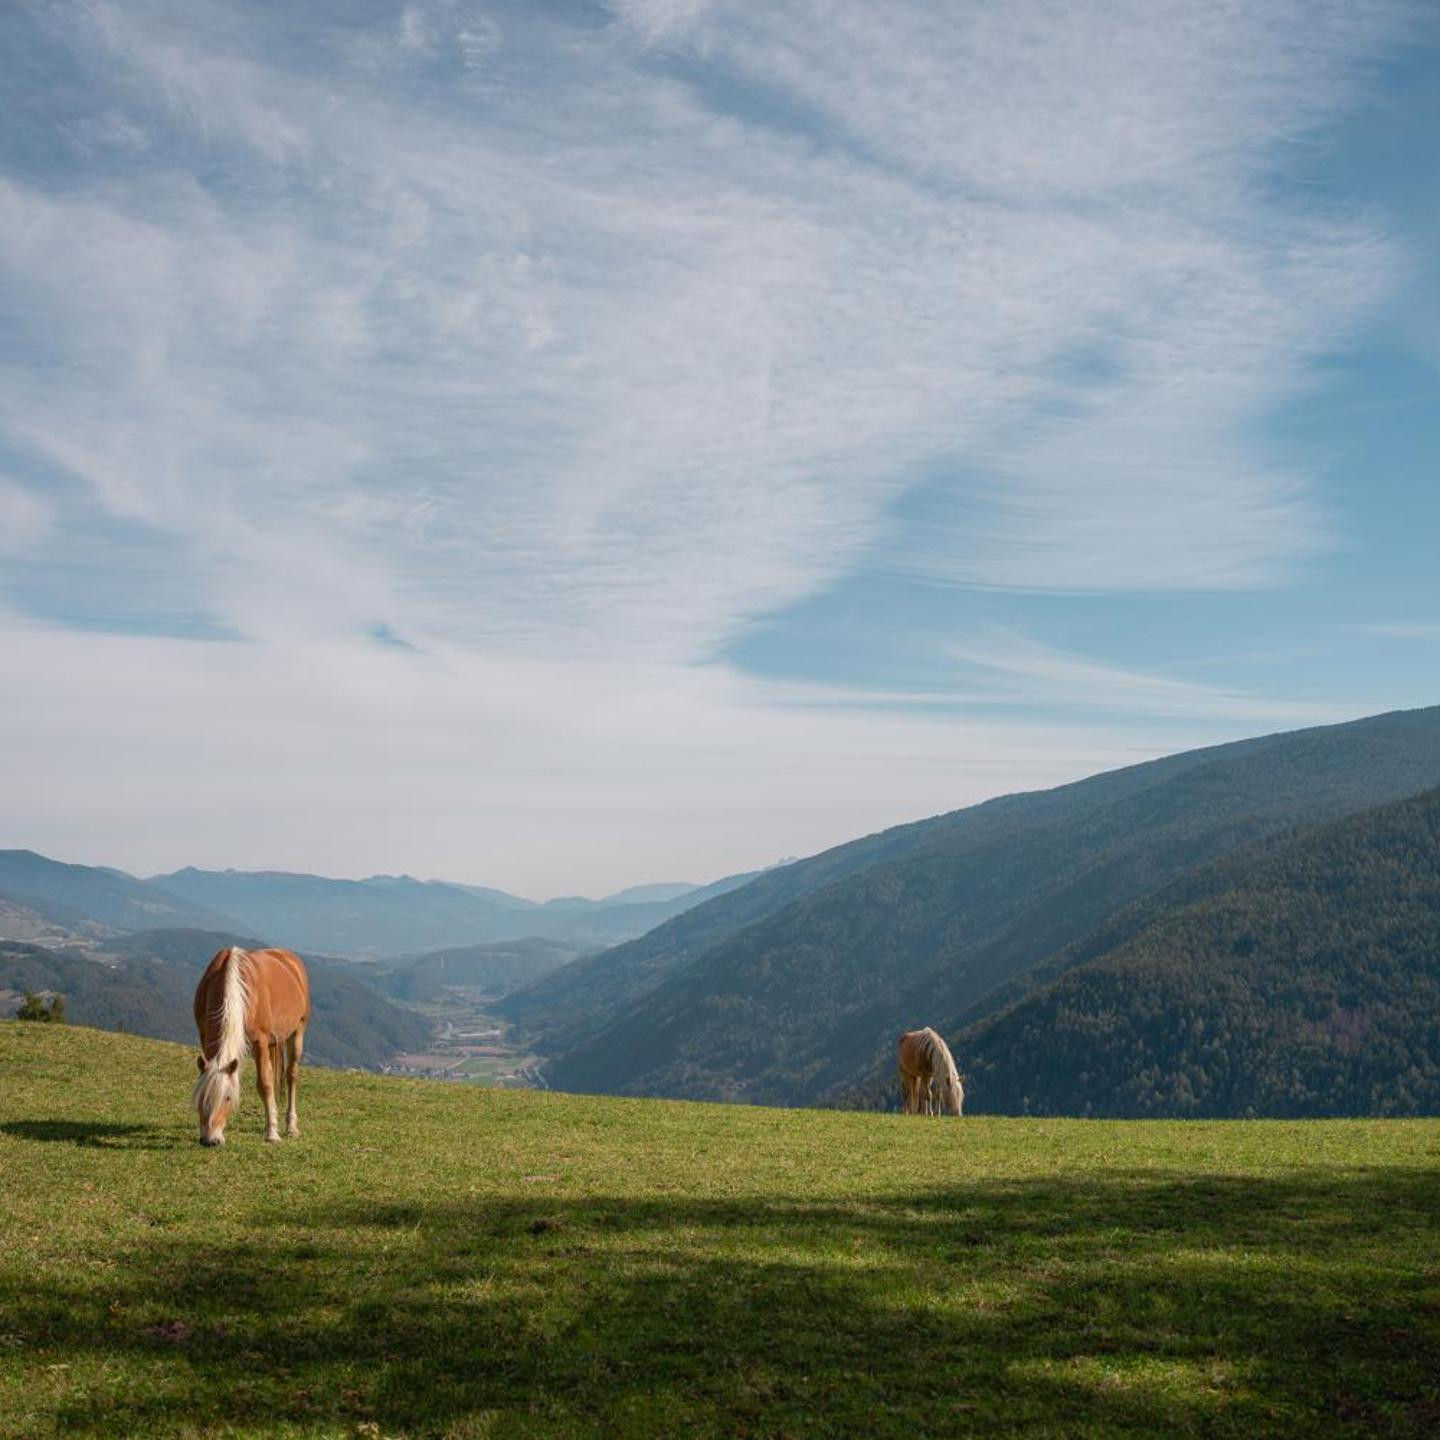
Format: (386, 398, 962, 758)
(192, 946, 309, 1146)
(897, 1027, 964, 1116)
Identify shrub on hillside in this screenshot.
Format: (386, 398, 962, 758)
(15, 991, 66, 1023)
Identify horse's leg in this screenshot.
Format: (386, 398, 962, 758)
(271, 1040, 285, 1122)
(256, 1039, 280, 1143)
(285, 1025, 304, 1138)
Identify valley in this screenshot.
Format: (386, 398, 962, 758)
(384, 987, 546, 1087)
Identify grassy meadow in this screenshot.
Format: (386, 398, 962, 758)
(2, 1023, 1438, 1438)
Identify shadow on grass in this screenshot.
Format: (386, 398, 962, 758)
(0, 1119, 180, 1151)
(4, 1168, 1439, 1437)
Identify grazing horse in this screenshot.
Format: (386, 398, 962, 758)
(192, 946, 309, 1146)
(897, 1027, 964, 1116)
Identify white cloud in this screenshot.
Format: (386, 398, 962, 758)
(1, 0, 1408, 660)
(947, 631, 1355, 723)
(636, 1, 1401, 200)
(0, 1, 1413, 885)
(609, 0, 715, 46)
(0, 481, 53, 554)
(0, 617, 1294, 891)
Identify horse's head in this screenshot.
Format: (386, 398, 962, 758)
(193, 1054, 241, 1145)
(941, 1073, 965, 1117)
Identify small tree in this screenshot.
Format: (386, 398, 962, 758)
(15, 991, 47, 1021)
(15, 991, 66, 1023)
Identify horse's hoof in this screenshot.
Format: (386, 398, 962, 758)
(264, 1132, 281, 1144)
(285, 1126, 299, 1138)
(199, 1135, 224, 1147)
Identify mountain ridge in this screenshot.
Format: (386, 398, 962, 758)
(0, 850, 243, 935)
(149, 865, 760, 957)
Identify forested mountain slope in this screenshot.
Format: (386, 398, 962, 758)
(0, 941, 194, 1041)
(951, 785, 1440, 1117)
(0, 850, 240, 934)
(535, 705, 1440, 1106)
(0, 893, 110, 950)
(496, 726, 1267, 1054)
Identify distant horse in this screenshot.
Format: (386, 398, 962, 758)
(192, 946, 309, 1146)
(897, 1027, 964, 1116)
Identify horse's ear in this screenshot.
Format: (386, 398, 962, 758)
(224, 1057, 239, 1076)
(196, 1054, 207, 1074)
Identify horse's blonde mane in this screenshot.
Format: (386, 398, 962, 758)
(192, 947, 251, 1117)
(909, 1026, 963, 1115)
(919, 1027, 959, 1084)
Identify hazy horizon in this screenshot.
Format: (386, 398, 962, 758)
(3, 849, 768, 908)
(12, 702, 1433, 901)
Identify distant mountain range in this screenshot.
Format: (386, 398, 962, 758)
(0, 850, 239, 935)
(499, 704, 1440, 1114)
(148, 866, 759, 956)
(0, 849, 758, 958)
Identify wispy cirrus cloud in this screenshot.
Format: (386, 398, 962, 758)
(947, 631, 1355, 724)
(0, 0, 1408, 656)
(0, 480, 53, 555)
(0, 0, 1414, 886)
(1345, 622, 1440, 639)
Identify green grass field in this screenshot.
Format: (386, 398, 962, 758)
(2, 1023, 1438, 1438)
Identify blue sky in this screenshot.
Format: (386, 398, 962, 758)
(0, 0, 1436, 896)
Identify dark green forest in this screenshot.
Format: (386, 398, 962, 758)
(0, 942, 192, 1042)
(956, 786, 1440, 1117)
